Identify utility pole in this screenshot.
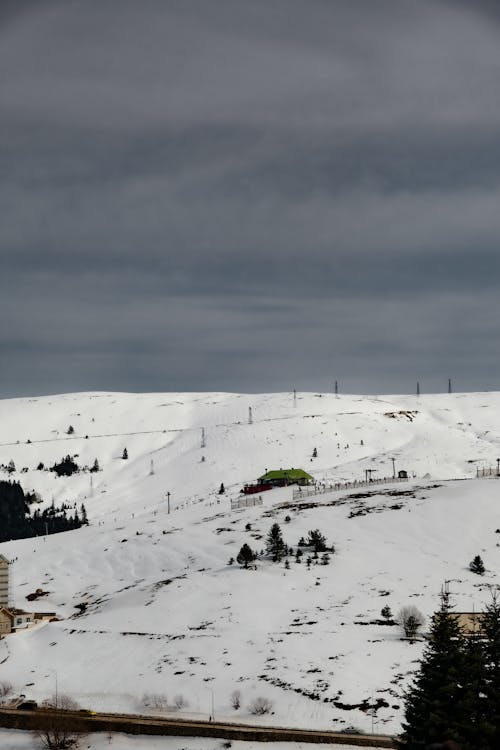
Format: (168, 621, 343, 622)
(150, 459, 154, 476)
(391, 457, 396, 478)
(416, 381, 420, 397)
(201, 427, 206, 449)
(48, 668, 58, 708)
(448, 378, 452, 394)
(293, 388, 297, 407)
(335, 380, 338, 397)
(248, 407, 253, 425)
(166, 492, 171, 514)
(90, 475, 94, 497)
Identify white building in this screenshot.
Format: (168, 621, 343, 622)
(0, 555, 9, 608)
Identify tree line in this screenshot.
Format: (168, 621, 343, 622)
(0, 480, 88, 542)
(232, 523, 333, 569)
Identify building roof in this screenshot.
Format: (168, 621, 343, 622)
(0, 554, 9, 565)
(258, 468, 314, 482)
(449, 612, 485, 636)
(33, 612, 57, 619)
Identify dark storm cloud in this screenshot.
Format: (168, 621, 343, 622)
(2, 0, 500, 396)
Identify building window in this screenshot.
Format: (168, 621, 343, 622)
(16, 618, 22, 625)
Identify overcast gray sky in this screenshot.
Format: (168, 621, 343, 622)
(2, 0, 500, 397)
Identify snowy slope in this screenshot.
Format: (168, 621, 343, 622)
(1, 391, 500, 735)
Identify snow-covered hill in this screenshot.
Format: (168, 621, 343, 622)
(1, 390, 500, 735)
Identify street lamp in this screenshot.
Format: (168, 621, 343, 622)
(166, 492, 170, 514)
(47, 668, 58, 707)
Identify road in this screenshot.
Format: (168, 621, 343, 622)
(0, 706, 396, 747)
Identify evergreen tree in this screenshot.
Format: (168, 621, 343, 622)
(122, 447, 128, 460)
(218, 483, 225, 495)
(470, 555, 485, 575)
(482, 589, 500, 749)
(399, 591, 465, 749)
(266, 522, 285, 562)
(236, 543, 255, 569)
(312, 447, 317, 458)
(307, 528, 327, 553)
(456, 632, 490, 750)
(51, 455, 79, 477)
(90, 458, 100, 473)
(381, 605, 393, 621)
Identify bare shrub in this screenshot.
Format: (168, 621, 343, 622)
(141, 692, 168, 709)
(230, 689, 241, 710)
(0, 680, 13, 699)
(41, 694, 80, 711)
(174, 693, 188, 709)
(36, 694, 84, 749)
(396, 605, 425, 641)
(249, 696, 273, 715)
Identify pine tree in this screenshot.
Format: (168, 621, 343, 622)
(236, 543, 255, 569)
(399, 591, 466, 749)
(456, 632, 490, 750)
(482, 589, 500, 749)
(90, 458, 100, 473)
(122, 448, 128, 460)
(218, 483, 225, 495)
(307, 529, 327, 553)
(470, 555, 485, 575)
(381, 605, 393, 621)
(266, 523, 285, 562)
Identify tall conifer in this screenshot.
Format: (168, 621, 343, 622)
(482, 589, 500, 749)
(399, 591, 465, 748)
(266, 523, 285, 562)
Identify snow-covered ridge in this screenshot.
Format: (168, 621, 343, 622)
(1, 390, 500, 735)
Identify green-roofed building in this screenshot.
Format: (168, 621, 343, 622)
(257, 468, 313, 487)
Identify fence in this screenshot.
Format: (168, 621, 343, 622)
(476, 466, 500, 478)
(292, 476, 408, 501)
(231, 495, 263, 510)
